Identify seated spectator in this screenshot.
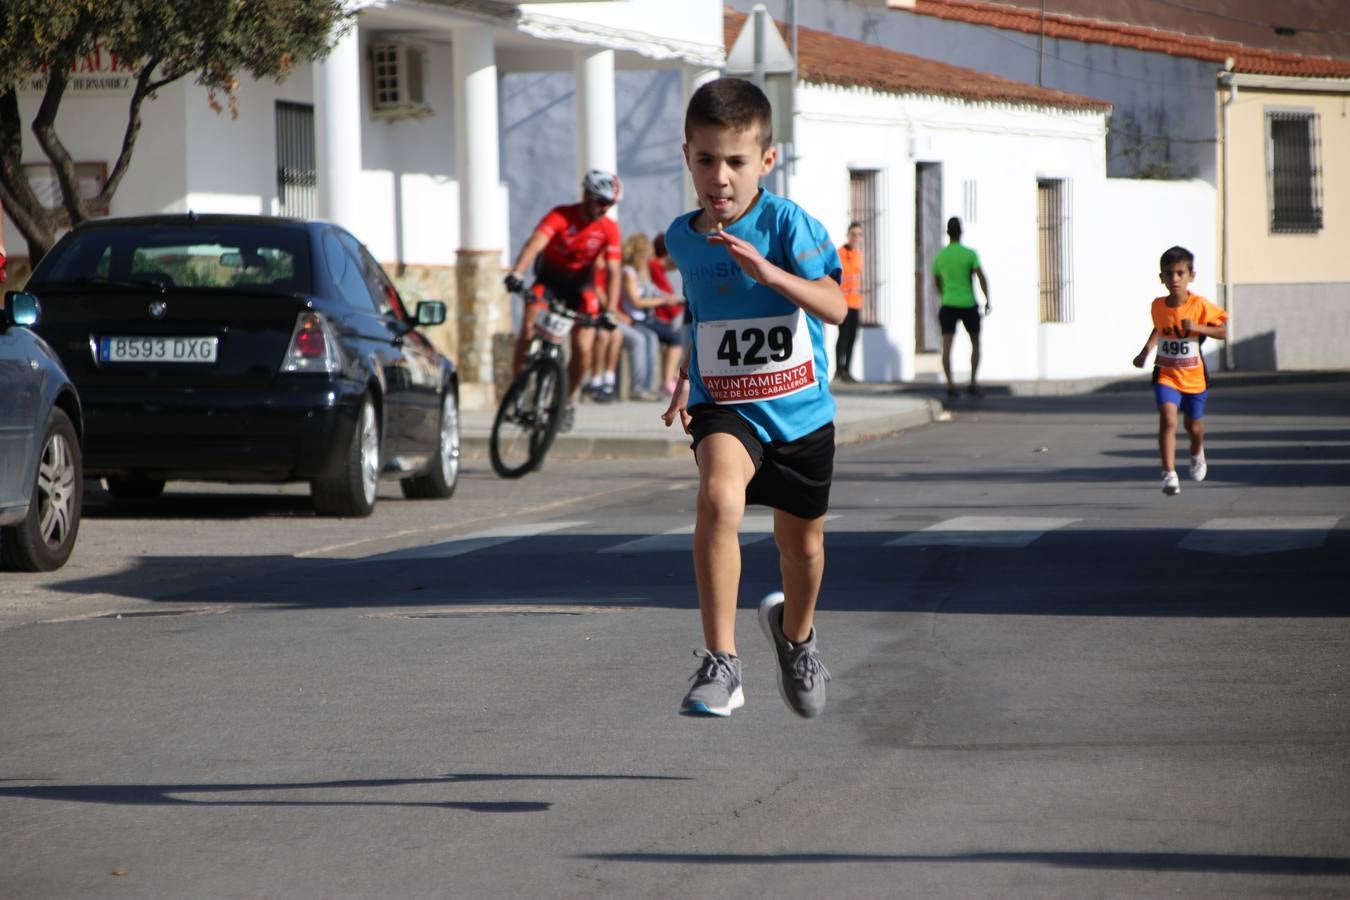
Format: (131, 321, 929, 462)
(650, 232, 687, 393)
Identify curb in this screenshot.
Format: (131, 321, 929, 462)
(461, 433, 688, 461)
(461, 397, 943, 462)
(835, 398, 943, 447)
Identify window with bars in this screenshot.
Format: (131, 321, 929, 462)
(848, 169, 883, 325)
(1037, 178, 1074, 324)
(1266, 110, 1323, 234)
(275, 102, 316, 219)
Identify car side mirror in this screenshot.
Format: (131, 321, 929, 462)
(415, 300, 446, 327)
(3, 290, 40, 327)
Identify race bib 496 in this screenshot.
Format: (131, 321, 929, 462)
(696, 310, 816, 404)
(1157, 337, 1200, 368)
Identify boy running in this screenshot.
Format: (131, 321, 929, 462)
(661, 78, 846, 719)
(1132, 246, 1229, 495)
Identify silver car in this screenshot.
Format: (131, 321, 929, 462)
(1, 290, 83, 571)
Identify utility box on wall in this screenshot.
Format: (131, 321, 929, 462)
(370, 42, 431, 119)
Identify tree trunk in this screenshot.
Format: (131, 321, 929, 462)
(0, 58, 167, 267)
(0, 89, 59, 262)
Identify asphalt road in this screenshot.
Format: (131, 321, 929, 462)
(2, 380, 1348, 899)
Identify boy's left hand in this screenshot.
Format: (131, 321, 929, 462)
(706, 227, 776, 286)
(1181, 318, 1195, 334)
(660, 378, 692, 434)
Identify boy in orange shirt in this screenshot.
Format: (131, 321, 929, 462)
(1132, 246, 1229, 495)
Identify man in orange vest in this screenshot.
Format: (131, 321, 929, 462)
(834, 222, 864, 382)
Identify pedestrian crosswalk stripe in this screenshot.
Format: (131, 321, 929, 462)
(1178, 517, 1340, 556)
(600, 514, 777, 554)
(378, 521, 589, 561)
(884, 516, 1080, 548)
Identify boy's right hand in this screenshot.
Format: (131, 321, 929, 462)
(503, 272, 524, 293)
(661, 378, 692, 434)
(1132, 352, 1147, 368)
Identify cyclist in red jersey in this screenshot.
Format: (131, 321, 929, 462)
(504, 170, 623, 425)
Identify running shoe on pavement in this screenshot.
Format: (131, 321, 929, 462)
(558, 404, 575, 433)
(1162, 470, 1181, 495)
(1189, 454, 1208, 482)
(758, 592, 830, 718)
(680, 650, 743, 717)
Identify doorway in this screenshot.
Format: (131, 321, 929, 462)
(914, 162, 943, 353)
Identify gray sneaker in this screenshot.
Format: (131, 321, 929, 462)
(758, 592, 830, 718)
(680, 650, 744, 717)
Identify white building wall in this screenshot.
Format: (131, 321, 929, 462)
(182, 74, 314, 216)
(501, 68, 687, 267)
(794, 82, 1152, 383)
(357, 37, 461, 265)
(1086, 178, 1219, 375)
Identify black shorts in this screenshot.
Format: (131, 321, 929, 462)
(530, 268, 602, 320)
(938, 305, 981, 336)
(688, 404, 835, 520)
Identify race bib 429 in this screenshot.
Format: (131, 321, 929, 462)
(696, 310, 816, 404)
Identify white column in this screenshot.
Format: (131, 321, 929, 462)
(574, 48, 617, 185)
(452, 25, 508, 402)
(454, 25, 502, 251)
(314, 22, 362, 231)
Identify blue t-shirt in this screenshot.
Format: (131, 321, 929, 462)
(666, 189, 841, 443)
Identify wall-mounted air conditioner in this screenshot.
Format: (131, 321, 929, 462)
(370, 42, 430, 119)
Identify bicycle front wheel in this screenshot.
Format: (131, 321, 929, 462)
(489, 356, 567, 478)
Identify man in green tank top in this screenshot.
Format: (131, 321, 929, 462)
(932, 217, 991, 399)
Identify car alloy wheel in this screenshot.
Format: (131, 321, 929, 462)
(37, 431, 78, 550)
(358, 398, 379, 508)
(2, 408, 82, 571)
(438, 392, 460, 487)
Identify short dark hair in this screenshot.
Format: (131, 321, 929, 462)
(946, 217, 963, 240)
(848, 221, 862, 231)
(684, 78, 773, 149)
(1160, 245, 1195, 271)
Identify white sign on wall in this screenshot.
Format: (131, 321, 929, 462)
(21, 43, 136, 93)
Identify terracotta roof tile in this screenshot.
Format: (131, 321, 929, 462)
(725, 9, 1111, 110)
(907, 0, 1350, 78)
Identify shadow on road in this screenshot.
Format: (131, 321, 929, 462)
(0, 772, 687, 814)
(576, 850, 1350, 876)
(37, 520, 1349, 618)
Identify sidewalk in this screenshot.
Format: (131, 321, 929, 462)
(460, 386, 944, 461)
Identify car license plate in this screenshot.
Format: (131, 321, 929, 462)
(99, 336, 219, 363)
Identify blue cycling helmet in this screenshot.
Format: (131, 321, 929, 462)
(582, 169, 622, 204)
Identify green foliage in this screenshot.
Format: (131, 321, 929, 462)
(0, 0, 348, 93)
(0, 0, 348, 261)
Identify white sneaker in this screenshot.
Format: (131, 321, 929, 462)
(1162, 470, 1181, 495)
(1190, 454, 1207, 482)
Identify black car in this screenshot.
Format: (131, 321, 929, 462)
(1, 291, 84, 570)
(23, 214, 460, 517)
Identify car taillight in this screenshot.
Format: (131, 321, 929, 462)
(282, 311, 341, 373)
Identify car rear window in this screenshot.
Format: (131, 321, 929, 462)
(32, 223, 313, 293)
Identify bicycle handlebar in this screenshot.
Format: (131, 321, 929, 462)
(507, 285, 616, 331)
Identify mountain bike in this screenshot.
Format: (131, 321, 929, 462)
(489, 292, 611, 478)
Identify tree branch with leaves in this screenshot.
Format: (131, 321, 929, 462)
(0, 0, 349, 263)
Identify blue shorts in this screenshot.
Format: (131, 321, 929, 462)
(1154, 384, 1208, 419)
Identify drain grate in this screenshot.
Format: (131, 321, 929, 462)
(41, 606, 229, 624)
(93, 607, 226, 620)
